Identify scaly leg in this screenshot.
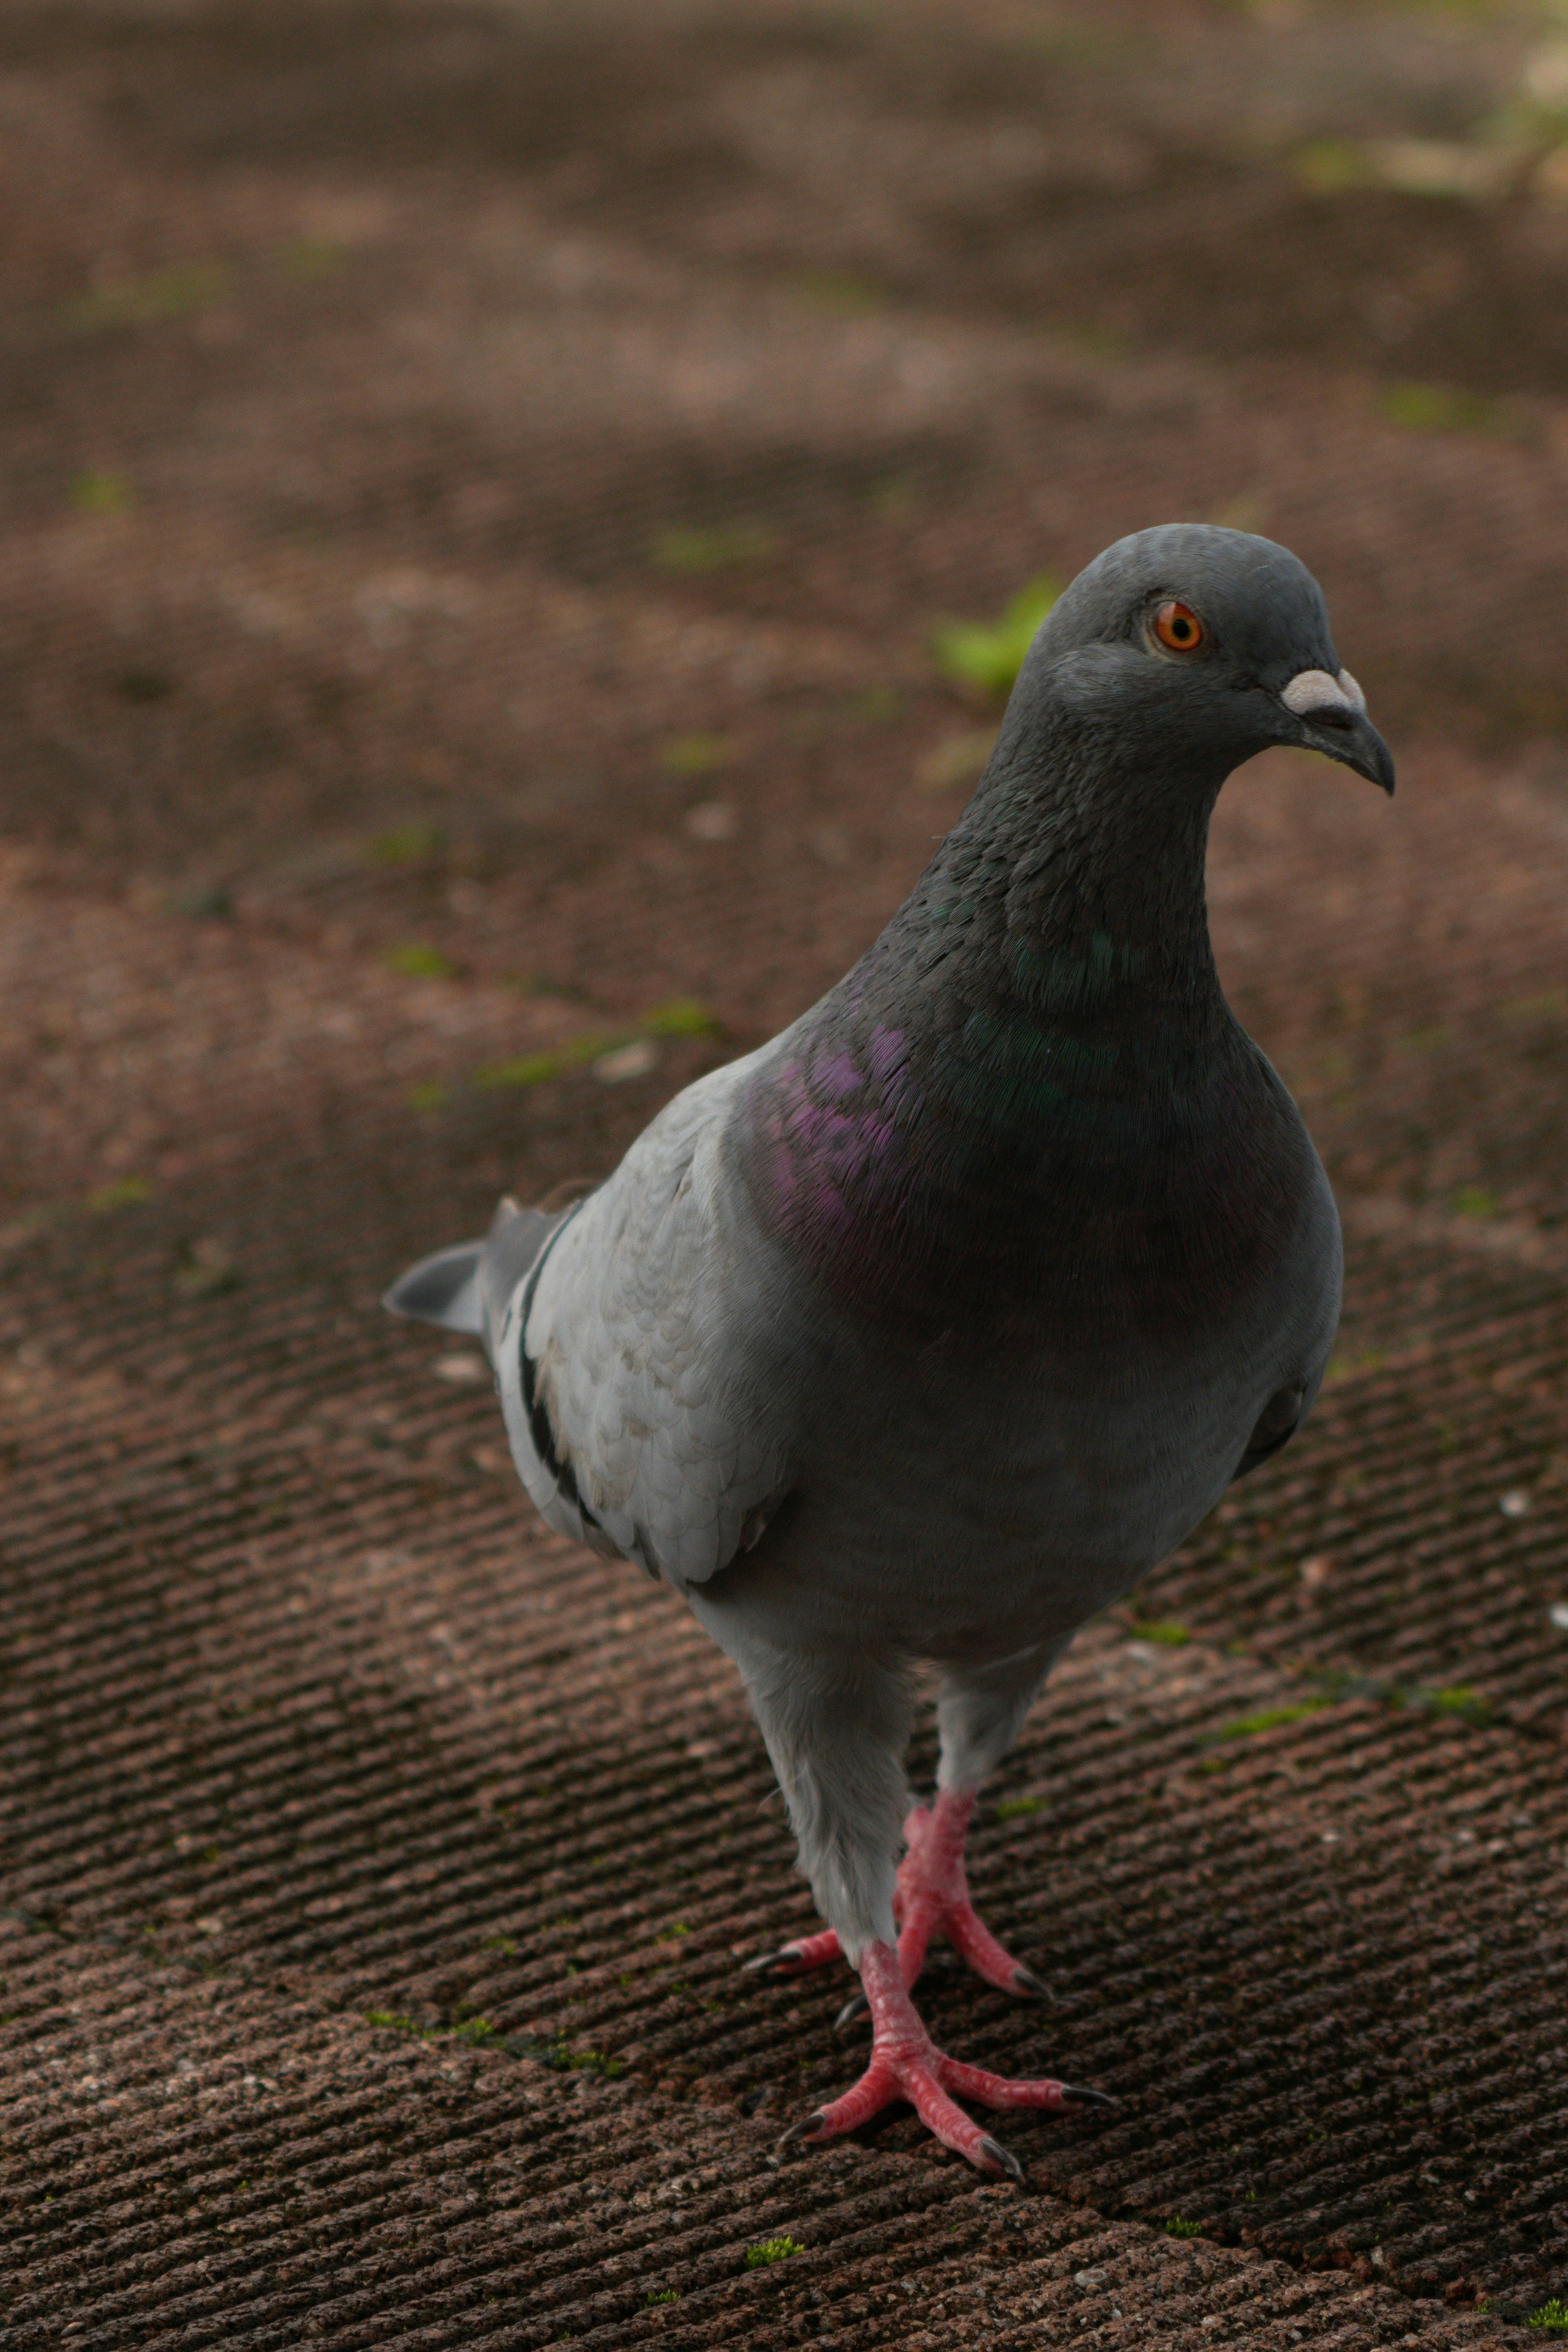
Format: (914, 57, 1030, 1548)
(744, 1789, 1045, 1998)
(746, 1637, 1070, 2001)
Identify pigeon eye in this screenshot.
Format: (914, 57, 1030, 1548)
(1153, 600, 1205, 653)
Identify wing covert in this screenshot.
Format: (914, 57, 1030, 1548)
(495, 1052, 803, 1585)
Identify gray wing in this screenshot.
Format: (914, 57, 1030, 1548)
(495, 1048, 805, 1586)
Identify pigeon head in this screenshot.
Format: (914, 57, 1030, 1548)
(1009, 523, 1394, 796)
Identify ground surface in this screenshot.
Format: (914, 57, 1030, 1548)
(4, 3, 1568, 2345)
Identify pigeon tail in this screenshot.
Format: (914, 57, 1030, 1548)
(381, 1241, 485, 1336)
(382, 1197, 561, 1361)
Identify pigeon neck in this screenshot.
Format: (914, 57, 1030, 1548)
(900, 739, 1227, 1042)
(736, 736, 1263, 1337)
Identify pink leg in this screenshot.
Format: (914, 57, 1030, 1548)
(894, 1789, 1046, 1997)
(778, 1942, 1109, 2178)
(744, 1787, 1045, 1997)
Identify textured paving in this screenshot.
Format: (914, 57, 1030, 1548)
(4, 4, 1568, 2346)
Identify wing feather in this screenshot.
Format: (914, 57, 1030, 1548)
(495, 1050, 804, 1585)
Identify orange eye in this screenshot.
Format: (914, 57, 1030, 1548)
(1154, 600, 1205, 653)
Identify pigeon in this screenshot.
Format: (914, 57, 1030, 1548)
(385, 524, 1393, 2180)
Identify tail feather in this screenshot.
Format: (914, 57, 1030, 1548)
(381, 1241, 485, 1336)
(382, 1195, 568, 1359)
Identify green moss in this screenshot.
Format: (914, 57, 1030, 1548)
(642, 996, 719, 1038)
(366, 821, 443, 865)
(659, 733, 734, 775)
(1128, 1619, 1189, 1647)
(1211, 1701, 1330, 1743)
(994, 1794, 1046, 1820)
(932, 577, 1060, 698)
(644, 2287, 679, 2305)
(406, 1082, 448, 1112)
(1452, 1185, 1497, 1219)
(1379, 381, 1501, 436)
(650, 524, 774, 574)
(1528, 2301, 1568, 2334)
(1164, 2217, 1203, 2238)
(276, 237, 345, 282)
(790, 269, 889, 314)
(474, 1051, 569, 1090)
(65, 263, 229, 332)
(473, 999, 716, 1090)
(364, 2007, 621, 2074)
(1293, 139, 1372, 194)
(745, 2236, 804, 2268)
(85, 1176, 151, 1214)
(385, 943, 454, 979)
(69, 471, 135, 515)
(1427, 1684, 1491, 1724)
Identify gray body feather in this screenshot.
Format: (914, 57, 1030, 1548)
(385, 526, 1392, 1961)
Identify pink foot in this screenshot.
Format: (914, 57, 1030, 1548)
(777, 1943, 1109, 2178)
(743, 1789, 1045, 2000)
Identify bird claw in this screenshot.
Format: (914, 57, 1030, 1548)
(741, 1947, 795, 1976)
(742, 1925, 844, 1977)
(776, 2111, 826, 2156)
(833, 1989, 870, 2032)
(1013, 1964, 1051, 2000)
(978, 2134, 1025, 2183)
(1060, 2084, 1116, 2108)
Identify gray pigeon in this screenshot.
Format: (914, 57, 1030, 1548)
(385, 525, 1393, 2179)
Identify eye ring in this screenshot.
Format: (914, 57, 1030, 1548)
(1153, 599, 1205, 654)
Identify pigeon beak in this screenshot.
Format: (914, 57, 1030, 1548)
(1280, 668, 1395, 796)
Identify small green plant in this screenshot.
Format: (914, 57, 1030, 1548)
(385, 942, 454, 980)
(85, 1176, 151, 1214)
(1211, 1701, 1329, 1743)
(367, 821, 443, 865)
(276, 237, 345, 282)
(1528, 2301, 1568, 2334)
(69, 471, 135, 515)
(746, 2236, 804, 2269)
(932, 577, 1060, 699)
(1426, 1685, 1491, 1725)
(481, 1935, 517, 1958)
(406, 1081, 448, 1112)
(644, 2287, 679, 2305)
(1129, 1619, 1190, 1647)
(474, 1049, 570, 1089)
(659, 733, 734, 775)
(1164, 2217, 1203, 2238)
(1294, 139, 1370, 195)
(643, 997, 718, 1038)
(65, 263, 229, 332)
(451, 2015, 500, 2046)
(1379, 382, 1500, 437)
(474, 998, 717, 1090)
(790, 269, 889, 314)
(1453, 1185, 1497, 1219)
(650, 524, 774, 574)
(994, 1793, 1046, 1820)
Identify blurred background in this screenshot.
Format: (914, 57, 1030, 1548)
(8, 5, 1568, 2344)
